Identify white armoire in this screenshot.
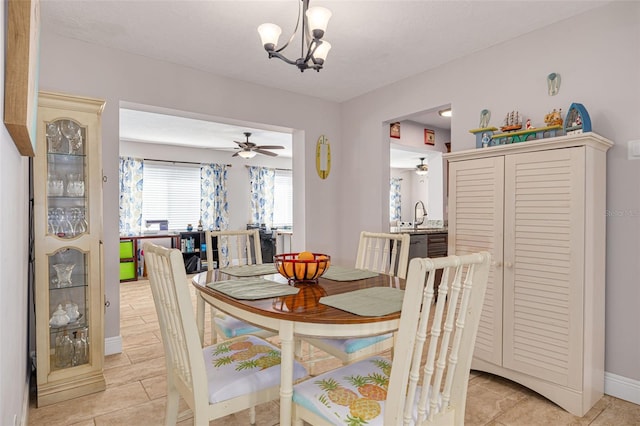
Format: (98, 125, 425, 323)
(445, 133, 612, 416)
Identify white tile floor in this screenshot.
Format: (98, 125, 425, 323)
(28, 278, 640, 425)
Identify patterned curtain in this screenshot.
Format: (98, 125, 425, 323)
(390, 177, 402, 223)
(200, 163, 229, 231)
(119, 157, 144, 235)
(248, 166, 275, 226)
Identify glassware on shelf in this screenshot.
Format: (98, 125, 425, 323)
(72, 330, 89, 366)
(66, 174, 85, 197)
(53, 263, 75, 288)
(47, 173, 64, 197)
(48, 208, 58, 235)
(64, 301, 80, 322)
(49, 304, 70, 327)
(46, 122, 64, 153)
(55, 332, 74, 368)
(69, 208, 87, 236)
(60, 120, 83, 155)
(55, 208, 74, 238)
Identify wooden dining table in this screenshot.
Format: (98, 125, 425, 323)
(191, 268, 405, 426)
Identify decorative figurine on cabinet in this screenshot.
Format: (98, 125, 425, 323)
(564, 103, 592, 135)
(470, 108, 497, 148)
(481, 133, 491, 148)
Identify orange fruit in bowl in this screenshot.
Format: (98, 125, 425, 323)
(298, 251, 314, 261)
(305, 261, 318, 279)
(283, 261, 294, 278)
(317, 254, 330, 274)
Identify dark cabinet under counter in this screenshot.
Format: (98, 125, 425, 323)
(406, 231, 448, 299)
(406, 231, 448, 260)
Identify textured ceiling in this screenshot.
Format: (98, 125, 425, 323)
(40, 0, 610, 103)
(41, 0, 611, 168)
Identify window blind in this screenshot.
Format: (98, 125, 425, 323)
(142, 162, 201, 231)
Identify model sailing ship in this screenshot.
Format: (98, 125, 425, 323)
(544, 108, 563, 127)
(500, 110, 522, 132)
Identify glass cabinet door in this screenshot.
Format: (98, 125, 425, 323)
(35, 91, 106, 407)
(47, 248, 90, 371)
(46, 119, 88, 239)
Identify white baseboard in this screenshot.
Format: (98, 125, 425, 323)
(605, 371, 640, 405)
(104, 335, 123, 356)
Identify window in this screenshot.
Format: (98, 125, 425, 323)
(273, 169, 293, 228)
(142, 162, 200, 231)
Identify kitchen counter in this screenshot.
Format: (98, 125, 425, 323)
(389, 227, 448, 235)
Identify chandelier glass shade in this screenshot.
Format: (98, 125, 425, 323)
(257, 0, 332, 72)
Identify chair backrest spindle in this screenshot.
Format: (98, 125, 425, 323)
(206, 229, 263, 269)
(355, 231, 410, 280)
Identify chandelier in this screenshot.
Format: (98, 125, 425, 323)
(257, 0, 332, 72)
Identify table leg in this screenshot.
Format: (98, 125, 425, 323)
(279, 320, 294, 426)
(196, 293, 205, 346)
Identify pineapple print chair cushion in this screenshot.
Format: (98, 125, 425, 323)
(205, 335, 307, 404)
(293, 252, 491, 425)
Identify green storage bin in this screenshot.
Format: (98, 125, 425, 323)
(119, 240, 134, 259)
(120, 261, 136, 281)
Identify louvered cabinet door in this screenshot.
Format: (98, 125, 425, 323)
(503, 147, 585, 389)
(448, 156, 504, 364)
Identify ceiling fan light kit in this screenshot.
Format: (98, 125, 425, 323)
(415, 157, 429, 176)
(257, 0, 332, 72)
(237, 150, 257, 159)
(232, 132, 284, 159)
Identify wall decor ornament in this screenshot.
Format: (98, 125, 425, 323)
(390, 122, 400, 139)
(547, 72, 561, 96)
(479, 109, 491, 128)
(315, 134, 331, 179)
(424, 129, 435, 145)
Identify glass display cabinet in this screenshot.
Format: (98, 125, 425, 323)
(34, 91, 106, 406)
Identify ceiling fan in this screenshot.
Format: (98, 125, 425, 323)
(415, 157, 429, 175)
(232, 132, 284, 158)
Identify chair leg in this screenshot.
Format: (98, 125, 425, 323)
(164, 386, 180, 426)
(249, 406, 256, 425)
(210, 306, 218, 344)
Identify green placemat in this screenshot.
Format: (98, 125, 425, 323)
(207, 277, 299, 300)
(322, 266, 379, 281)
(219, 264, 278, 277)
(319, 287, 404, 316)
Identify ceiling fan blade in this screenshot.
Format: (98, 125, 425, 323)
(255, 145, 284, 150)
(232, 151, 240, 157)
(255, 149, 278, 157)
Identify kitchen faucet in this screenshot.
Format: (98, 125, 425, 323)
(414, 200, 427, 229)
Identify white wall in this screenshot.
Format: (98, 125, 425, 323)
(120, 140, 293, 232)
(340, 1, 640, 387)
(0, 4, 31, 424)
(38, 33, 342, 347)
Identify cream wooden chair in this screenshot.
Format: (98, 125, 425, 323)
(303, 231, 411, 365)
(205, 229, 275, 343)
(144, 242, 307, 425)
(292, 251, 491, 426)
